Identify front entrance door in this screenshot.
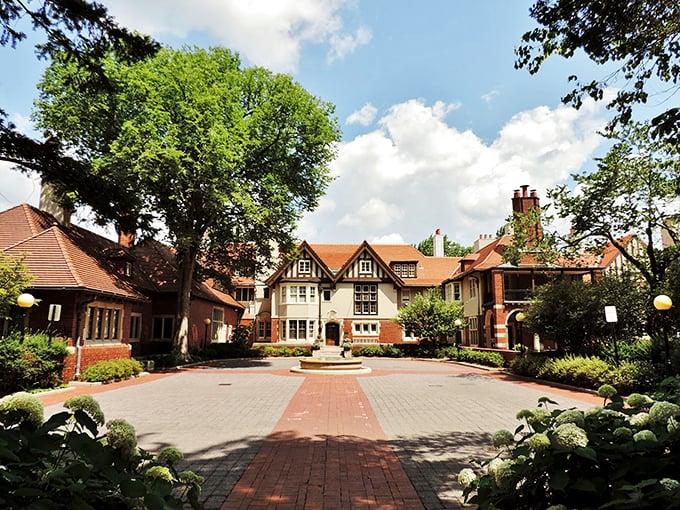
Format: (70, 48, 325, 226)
(325, 323, 340, 346)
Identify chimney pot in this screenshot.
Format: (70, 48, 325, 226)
(530, 189, 537, 197)
(521, 184, 529, 197)
(435, 228, 441, 235)
(513, 189, 520, 198)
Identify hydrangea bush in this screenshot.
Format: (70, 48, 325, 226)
(0, 393, 204, 509)
(459, 383, 680, 509)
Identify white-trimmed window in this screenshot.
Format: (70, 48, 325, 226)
(354, 284, 378, 315)
(129, 313, 142, 341)
(86, 305, 122, 341)
(152, 315, 174, 341)
(353, 321, 379, 336)
(211, 308, 225, 342)
(402, 290, 410, 306)
(285, 319, 315, 341)
(359, 260, 372, 274)
(257, 320, 271, 340)
(298, 259, 311, 274)
(323, 289, 332, 301)
(469, 279, 477, 298)
(453, 282, 461, 301)
(393, 263, 416, 278)
(469, 317, 479, 346)
(281, 285, 317, 304)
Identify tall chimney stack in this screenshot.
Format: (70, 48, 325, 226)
(511, 185, 543, 243)
(433, 228, 444, 257)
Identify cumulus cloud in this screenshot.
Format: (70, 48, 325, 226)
(299, 98, 608, 245)
(346, 103, 378, 126)
(105, 0, 368, 72)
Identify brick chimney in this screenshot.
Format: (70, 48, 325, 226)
(39, 181, 73, 226)
(511, 185, 543, 243)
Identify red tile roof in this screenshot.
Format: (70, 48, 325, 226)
(267, 241, 460, 288)
(1, 203, 242, 308)
(3, 216, 146, 300)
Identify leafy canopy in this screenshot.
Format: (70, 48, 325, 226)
(516, 0, 680, 142)
(0, 0, 158, 184)
(416, 234, 472, 257)
(33, 46, 341, 356)
(394, 287, 463, 345)
(0, 253, 35, 318)
(547, 123, 680, 291)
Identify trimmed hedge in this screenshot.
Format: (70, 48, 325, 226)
(79, 358, 143, 383)
(439, 346, 505, 368)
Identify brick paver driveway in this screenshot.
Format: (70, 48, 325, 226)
(42, 358, 600, 509)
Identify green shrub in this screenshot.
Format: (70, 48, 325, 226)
(354, 345, 385, 357)
(510, 354, 550, 377)
(460, 384, 680, 510)
(0, 393, 203, 509)
(147, 351, 186, 368)
(0, 333, 69, 396)
(80, 358, 143, 383)
(439, 346, 505, 368)
(292, 346, 311, 357)
(537, 355, 613, 389)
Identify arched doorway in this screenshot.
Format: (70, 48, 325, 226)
(325, 323, 340, 346)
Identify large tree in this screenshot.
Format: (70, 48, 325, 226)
(0, 0, 158, 186)
(548, 123, 680, 294)
(394, 287, 463, 348)
(516, 0, 680, 142)
(525, 273, 649, 354)
(33, 46, 341, 357)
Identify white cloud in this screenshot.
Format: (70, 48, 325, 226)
(370, 233, 406, 244)
(481, 90, 500, 104)
(327, 26, 372, 63)
(105, 0, 367, 72)
(346, 103, 378, 126)
(338, 197, 403, 228)
(299, 98, 607, 245)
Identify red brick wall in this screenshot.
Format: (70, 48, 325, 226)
(63, 344, 132, 383)
(379, 320, 404, 343)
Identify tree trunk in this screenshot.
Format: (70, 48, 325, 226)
(173, 247, 197, 360)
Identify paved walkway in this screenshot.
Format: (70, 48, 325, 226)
(41, 358, 601, 509)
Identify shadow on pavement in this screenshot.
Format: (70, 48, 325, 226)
(142, 429, 493, 510)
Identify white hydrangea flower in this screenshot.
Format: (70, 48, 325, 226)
(458, 468, 477, 489)
(552, 423, 589, 450)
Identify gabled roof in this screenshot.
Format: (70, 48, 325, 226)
(267, 241, 460, 288)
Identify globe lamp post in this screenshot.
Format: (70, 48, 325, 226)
(203, 318, 212, 347)
(454, 318, 463, 358)
(17, 293, 35, 343)
(516, 312, 526, 356)
(653, 294, 673, 375)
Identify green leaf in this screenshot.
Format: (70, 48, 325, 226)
(574, 446, 598, 461)
(549, 470, 569, 491)
(121, 477, 147, 498)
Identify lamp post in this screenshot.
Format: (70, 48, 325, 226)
(17, 293, 35, 343)
(454, 318, 462, 359)
(653, 294, 673, 375)
(516, 312, 526, 356)
(203, 318, 211, 347)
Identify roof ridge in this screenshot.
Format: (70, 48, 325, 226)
(51, 227, 88, 287)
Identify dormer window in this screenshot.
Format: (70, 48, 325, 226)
(393, 262, 416, 278)
(359, 260, 372, 274)
(298, 259, 311, 274)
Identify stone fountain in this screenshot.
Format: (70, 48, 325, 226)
(290, 346, 372, 374)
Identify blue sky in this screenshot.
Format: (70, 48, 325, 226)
(1, 0, 626, 246)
